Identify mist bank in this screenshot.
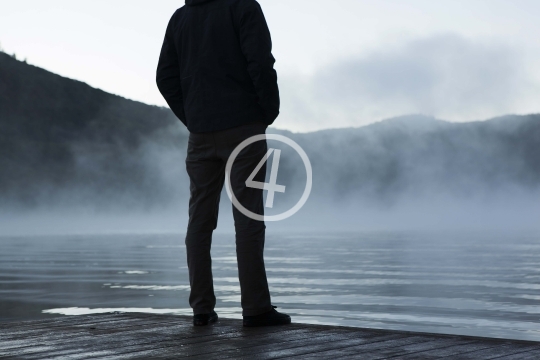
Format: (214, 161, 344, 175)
(279, 114, 540, 204)
(1, 51, 540, 233)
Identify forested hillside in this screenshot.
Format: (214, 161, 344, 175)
(0, 51, 187, 207)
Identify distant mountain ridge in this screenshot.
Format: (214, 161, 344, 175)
(1, 51, 539, 209)
(286, 113, 540, 203)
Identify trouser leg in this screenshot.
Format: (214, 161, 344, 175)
(228, 137, 272, 316)
(185, 135, 224, 315)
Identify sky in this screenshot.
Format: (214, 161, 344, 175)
(1, 0, 540, 132)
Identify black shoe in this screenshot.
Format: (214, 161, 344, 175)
(243, 306, 291, 327)
(193, 311, 218, 326)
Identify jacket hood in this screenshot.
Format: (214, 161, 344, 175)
(185, 0, 215, 5)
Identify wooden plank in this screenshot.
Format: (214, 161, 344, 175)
(0, 312, 183, 333)
(0, 314, 92, 328)
(0, 314, 131, 339)
(87, 330, 400, 360)
(7, 319, 310, 359)
(0, 317, 153, 339)
(218, 334, 407, 360)
(0, 316, 188, 349)
(0, 325, 182, 358)
(0, 313, 120, 330)
(290, 336, 440, 359)
(437, 344, 540, 359)
(85, 328, 341, 360)
(279, 337, 473, 360)
(2, 322, 222, 358)
(142, 328, 398, 360)
(395, 341, 502, 359)
(204, 333, 408, 360)
(357, 338, 477, 360)
(0, 320, 185, 354)
(1, 314, 540, 360)
(0, 316, 197, 355)
(76, 323, 352, 359)
(492, 348, 540, 360)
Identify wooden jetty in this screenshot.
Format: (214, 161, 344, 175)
(1, 313, 540, 359)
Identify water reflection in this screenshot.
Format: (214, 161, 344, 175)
(1, 232, 540, 341)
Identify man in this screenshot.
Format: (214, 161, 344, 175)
(156, 0, 291, 327)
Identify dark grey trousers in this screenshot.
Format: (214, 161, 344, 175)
(185, 122, 273, 317)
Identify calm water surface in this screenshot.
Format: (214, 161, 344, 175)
(1, 232, 539, 341)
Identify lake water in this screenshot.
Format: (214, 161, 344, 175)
(1, 232, 540, 341)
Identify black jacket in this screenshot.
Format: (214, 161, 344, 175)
(156, 0, 279, 133)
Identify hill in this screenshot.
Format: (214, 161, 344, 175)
(1, 51, 540, 213)
(287, 114, 540, 204)
(0, 51, 187, 208)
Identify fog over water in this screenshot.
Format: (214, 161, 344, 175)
(2, 117, 540, 235)
(2, 112, 540, 235)
(2, 51, 540, 235)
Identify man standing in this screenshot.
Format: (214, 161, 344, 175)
(156, 0, 290, 327)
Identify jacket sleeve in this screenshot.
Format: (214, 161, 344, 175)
(156, 13, 187, 127)
(238, 1, 280, 125)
